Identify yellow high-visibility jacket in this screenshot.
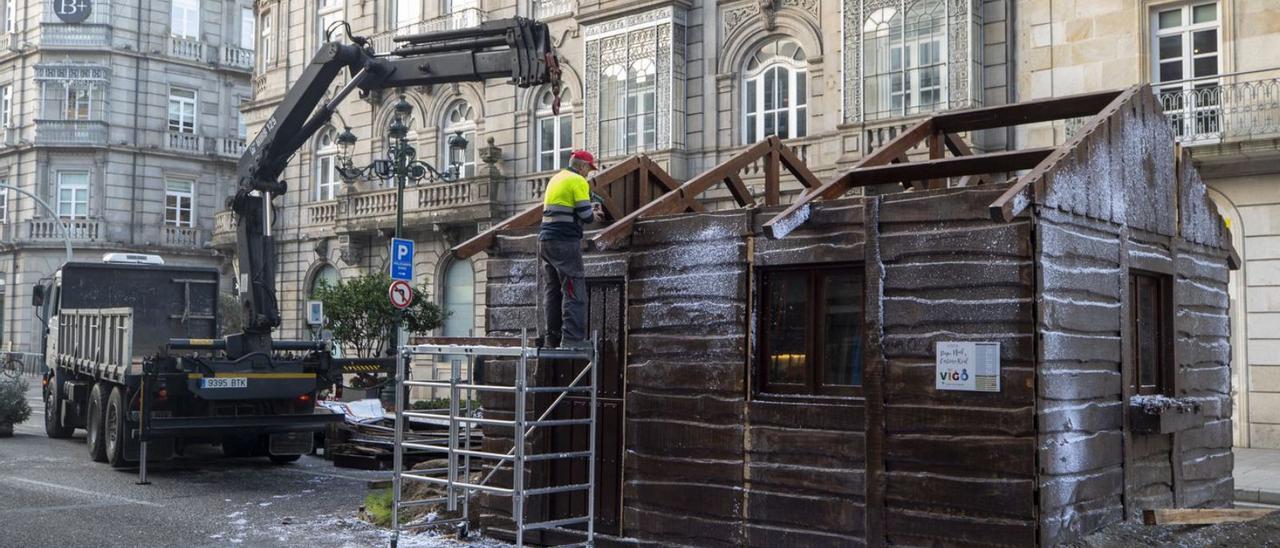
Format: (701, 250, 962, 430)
(540, 169, 593, 241)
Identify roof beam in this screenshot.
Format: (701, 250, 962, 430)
(987, 85, 1142, 222)
(763, 119, 932, 238)
(932, 88, 1123, 133)
(592, 137, 778, 250)
(844, 147, 1053, 186)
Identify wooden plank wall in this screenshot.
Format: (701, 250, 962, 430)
(1174, 155, 1234, 509)
(875, 187, 1038, 546)
(1032, 84, 1234, 544)
(747, 200, 868, 547)
(1035, 207, 1128, 540)
(622, 211, 751, 547)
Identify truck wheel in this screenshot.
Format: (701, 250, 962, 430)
(104, 386, 134, 468)
(44, 371, 75, 439)
(85, 383, 109, 462)
(268, 454, 301, 465)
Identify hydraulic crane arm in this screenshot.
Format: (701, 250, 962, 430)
(228, 17, 559, 357)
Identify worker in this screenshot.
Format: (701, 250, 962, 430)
(540, 150, 603, 349)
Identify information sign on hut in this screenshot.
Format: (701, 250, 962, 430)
(936, 341, 1001, 392)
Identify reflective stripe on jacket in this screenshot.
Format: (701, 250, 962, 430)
(539, 169, 592, 241)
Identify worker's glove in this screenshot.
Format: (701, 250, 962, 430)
(592, 202, 605, 223)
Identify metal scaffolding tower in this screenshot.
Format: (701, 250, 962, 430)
(390, 330, 598, 547)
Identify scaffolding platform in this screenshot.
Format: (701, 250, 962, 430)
(390, 330, 598, 547)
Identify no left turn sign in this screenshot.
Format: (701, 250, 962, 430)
(389, 280, 414, 309)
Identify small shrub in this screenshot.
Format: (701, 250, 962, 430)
(362, 488, 394, 527)
(0, 379, 32, 425)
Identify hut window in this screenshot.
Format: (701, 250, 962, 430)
(759, 267, 864, 397)
(1130, 271, 1172, 395)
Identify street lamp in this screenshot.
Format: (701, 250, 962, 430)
(331, 94, 469, 403)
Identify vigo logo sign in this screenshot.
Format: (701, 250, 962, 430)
(53, 0, 93, 23)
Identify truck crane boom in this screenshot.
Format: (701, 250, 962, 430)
(230, 17, 560, 358)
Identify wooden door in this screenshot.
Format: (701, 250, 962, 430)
(543, 280, 625, 536)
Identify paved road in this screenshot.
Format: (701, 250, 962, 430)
(0, 381, 488, 547)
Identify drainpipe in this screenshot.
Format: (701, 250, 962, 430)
(1005, 0, 1016, 150)
(128, 0, 143, 245)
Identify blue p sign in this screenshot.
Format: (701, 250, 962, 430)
(390, 238, 414, 281)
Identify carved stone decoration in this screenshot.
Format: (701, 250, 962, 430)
(479, 136, 502, 177)
(336, 234, 360, 265)
(723, 0, 819, 37)
(313, 238, 329, 259)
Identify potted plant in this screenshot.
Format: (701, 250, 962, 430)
(0, 378, 32, 437)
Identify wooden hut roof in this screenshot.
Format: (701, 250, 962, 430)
(455, 84, 1238, 267)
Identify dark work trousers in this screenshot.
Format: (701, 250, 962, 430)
(539, 239, 587, 346)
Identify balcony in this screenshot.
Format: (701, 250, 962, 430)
(162, 225, 205, 248)
(39, 23, 111, 48)
(26, 218, 102, 242)
(533, 0, 576, 19)
(211, 210, 238, 249)
(167, 35, 206, 63)
(1159, 72, 1280, 146)
(297, 177, 496, 235)
(34, 120, 108, 147)
(165, 131, 203, 153)
(210, 137, 246, 159)
(218, 45, 254, 71)
(370, 9, 488, 53)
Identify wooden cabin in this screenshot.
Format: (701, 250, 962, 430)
(451, 85, 1238, 547)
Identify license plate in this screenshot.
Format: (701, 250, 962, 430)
(200, 377, 248, 389)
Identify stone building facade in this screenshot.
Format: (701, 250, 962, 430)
(233, 0, 1010, 386)
(0, 0, 253, 353)
(1013, 0, 1280, 448)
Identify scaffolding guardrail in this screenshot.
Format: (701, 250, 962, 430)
(391, 329, 598, 548)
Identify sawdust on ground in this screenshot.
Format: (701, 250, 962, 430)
(1068, 511, 1280, 547)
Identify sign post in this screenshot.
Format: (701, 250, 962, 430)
(390, 238, 414, 281)
(389, 280, 414, 309)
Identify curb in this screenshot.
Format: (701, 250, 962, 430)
(1235, 488, 1280, 506)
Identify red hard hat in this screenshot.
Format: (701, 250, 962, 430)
(570, 150, 597, 169)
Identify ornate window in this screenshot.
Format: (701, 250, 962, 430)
(1151, 2, 1221, 140)
(843, 0, 979, 122)
(743, 39, 808, 143)
(309, 264, 340, 297)
(535, 88, 573, 171)
(584, 7, 686, 159)
(315, 128, 340, 200)
(441, 100, 476, 178)
(36, 64, 109, 122)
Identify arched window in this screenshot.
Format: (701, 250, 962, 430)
(598, 59, 656, 157)
(441, 100, 476, 178)
(309, 264, 339, 296)
(863, 0, 946, 119)
(441, 259, 474, 338)
(315, 128, 340, 201)
(535, 88, 572, 171)
(743, 39, 808, 143)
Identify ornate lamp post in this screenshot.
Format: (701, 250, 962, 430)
(334, 95, 469, 400)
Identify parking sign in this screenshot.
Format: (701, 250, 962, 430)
(390, 238, 414, 281)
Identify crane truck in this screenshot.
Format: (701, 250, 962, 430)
(37, 18, 561, 468)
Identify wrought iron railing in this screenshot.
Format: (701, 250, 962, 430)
(370, 9, 487, 53)
(1158, 72, 1280, 145)
(34, 120, 108, 146)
